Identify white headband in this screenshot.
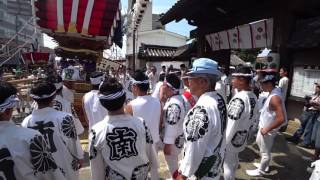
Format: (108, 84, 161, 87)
(131, 79, 149, 85)
(98, 89, 126, 100)
(165, 81, 180, 94)
(0, 95, 19, 113)
(90, 76, 105, 85)
(261, 74, 276, 82)
(54, 82, 63, 90)
(30, 91, 56, 100)
(232, 73, 253, 77)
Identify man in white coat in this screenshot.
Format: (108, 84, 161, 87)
(161, 73, 186, 178)
(246, 71, 287, 177)
(89, 78, 158, 180)
(0, 81, 66, 180)
(22, 81, 84, 180)
(223, 66, 258, 180)
(45, 75, 84, 135)
(82, 72, 108, 130)
(125, 70, 161, 179)
(177, 58, 227, 180)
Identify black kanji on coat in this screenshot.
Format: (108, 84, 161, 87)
(0, 148, 16, 180)
(185, 106, 209, 142)
(89, 129, 97, 160)
(142, 121, 153, 144)
(217, 94, 227, 133)
(106, 127, 138, 161)
(249, 98, 256, 120)
(166, 103, 181, 125)
(30, 121, 56, 153)
(227, 98, 245, 121)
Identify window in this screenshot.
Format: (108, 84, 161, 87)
(291, 66, 320, 98)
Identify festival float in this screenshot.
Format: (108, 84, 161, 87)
(33, 0, 123, 127)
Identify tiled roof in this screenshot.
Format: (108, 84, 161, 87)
(138, 44, 177, 59)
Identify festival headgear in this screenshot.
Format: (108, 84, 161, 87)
(98, 89, 126, 100)
(164, 81, 180, 94)
(260, 72, 277, 83)
(130, 78, 149, 85)
(187, 58, 223, 77)
(30, 91, 56, 100)
(232, 66, 254, 78)
(90, 74, 105, 85)
(0, 95, 19, 113)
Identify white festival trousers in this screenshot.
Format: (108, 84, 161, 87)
(256, 130, 277, 172)
(223, 151, 239, 180)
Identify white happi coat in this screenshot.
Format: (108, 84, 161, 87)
(179, 92, 227, 180)
(163, 95, 188, 150)
(62, 85, 74, 103)
(130, 96, 162, 144)
(89, 114, 158, 180)
(226, 90, 258, 153)
(123, 76, 135, 103)
(21, 107, 84, 180)
(83, 90, 108, 130)
(53, 94, 84, 135)
(62, 66, 81, 81)
(0, 121, 66, 180)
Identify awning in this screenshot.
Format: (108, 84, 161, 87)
(34, 0, 122, 49)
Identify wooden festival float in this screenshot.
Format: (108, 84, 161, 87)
(33, 0, 123, 127)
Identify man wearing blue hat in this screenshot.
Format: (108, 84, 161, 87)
(177, 58, 227, 180)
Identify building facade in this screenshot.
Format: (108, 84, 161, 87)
(0, 0, 43, 65)
(126, 0, 187, 70)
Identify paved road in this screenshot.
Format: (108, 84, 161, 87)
(12, 113, 313, 180)
(79, 132, 314, 180)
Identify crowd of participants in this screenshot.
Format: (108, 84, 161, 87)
(0, 57, 319, 180)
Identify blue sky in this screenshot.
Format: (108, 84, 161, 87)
(122, 0, 194, 37)
(44, 0, 194, 49)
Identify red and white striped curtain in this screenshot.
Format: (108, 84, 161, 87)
(34, 0, 121, 39)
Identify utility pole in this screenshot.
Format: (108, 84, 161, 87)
(132, 29, 136, 71)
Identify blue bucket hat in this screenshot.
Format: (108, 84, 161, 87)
(187, 58, 222, 77)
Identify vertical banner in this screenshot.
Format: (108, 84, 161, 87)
(218, 31, 230, 49)
(266, 19, 274, 47)
(227, 28, 240, 49)
(205, 18, 274, 51)
(206, 34, 215, 51)
(238, 24, 252, 49)
(250, 20, 267, 48)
